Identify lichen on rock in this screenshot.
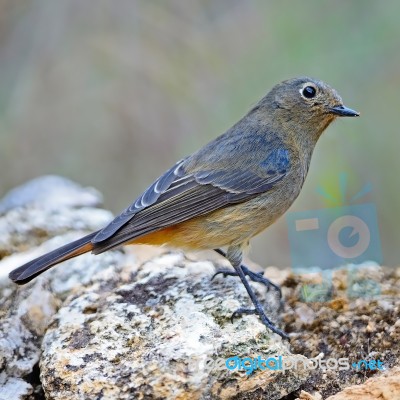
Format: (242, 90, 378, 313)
(0, 176, 307, 400)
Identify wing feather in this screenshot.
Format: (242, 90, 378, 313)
(93, 140, 290, 250)
(93, 159, 188, 243)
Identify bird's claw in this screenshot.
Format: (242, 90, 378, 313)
(212, 266, 282, 299)
(231, 307, 289, 341)
(213, 248, 287, 340)
(230, 307, 257, 322)
(211, 269, 233, 281)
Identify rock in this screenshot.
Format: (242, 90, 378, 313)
(0, 175, 102, 215)
(0, 280, 57, 378)
(0, 176, 120, 399)
(0, 176, 112, 261)
(294, 303, 316, 326)
(3, 176, 398, 399)
(325, 366, 400, 400)
(1, 176, 308, 399)
(40, 252, 309, 400)
(0, 376, 33, 400)
(296, 390, 322, 400)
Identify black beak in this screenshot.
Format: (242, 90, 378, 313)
(329, 105, 360, 117)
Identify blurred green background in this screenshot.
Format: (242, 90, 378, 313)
(0, 1, 398, 266)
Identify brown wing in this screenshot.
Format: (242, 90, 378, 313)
(92, 146, 290, 253)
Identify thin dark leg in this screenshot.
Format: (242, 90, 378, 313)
(223, 247, 289, 340)
(213, 248, 282, 299)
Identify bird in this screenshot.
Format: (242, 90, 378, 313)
(9, 76, 359, 339)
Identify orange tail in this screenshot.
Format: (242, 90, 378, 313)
(9, 232, 97, 285)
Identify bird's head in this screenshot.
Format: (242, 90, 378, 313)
(258, 76, 359, 141)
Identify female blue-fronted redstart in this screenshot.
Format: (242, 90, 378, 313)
(9, 77, 359, 339)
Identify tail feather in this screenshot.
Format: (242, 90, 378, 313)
(9, 231, 97, 285)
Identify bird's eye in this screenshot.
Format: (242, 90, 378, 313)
(302, 86, 317, 99)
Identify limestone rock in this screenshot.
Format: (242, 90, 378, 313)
(8, 176, 395, 399)
(0, 175, 102, 215)
(0, 376, 33, 400)
(0, 176, 121, 399)
(325, 366, 400, 400)
(0, 176, 112, 261)
(40, 253, 308, 400)
(296, 391, 322, 400)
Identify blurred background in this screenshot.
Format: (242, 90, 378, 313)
(0, 0, 399, 267)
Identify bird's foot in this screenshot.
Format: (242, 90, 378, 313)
(212, 265, 282, 299)
(231, 306, 289, 340)
(213, 248, 287, 340)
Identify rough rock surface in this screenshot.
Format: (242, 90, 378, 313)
(281, 264, 400, 398)
(0, 176, 121, 400)
(0, 176, 109, 260)
(0, 175, 102, 214)
(325, 366, 400, 400)
(40, 252, 308, 400)
(0, 176, 306, 400)
(0, 176, 399, 400)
